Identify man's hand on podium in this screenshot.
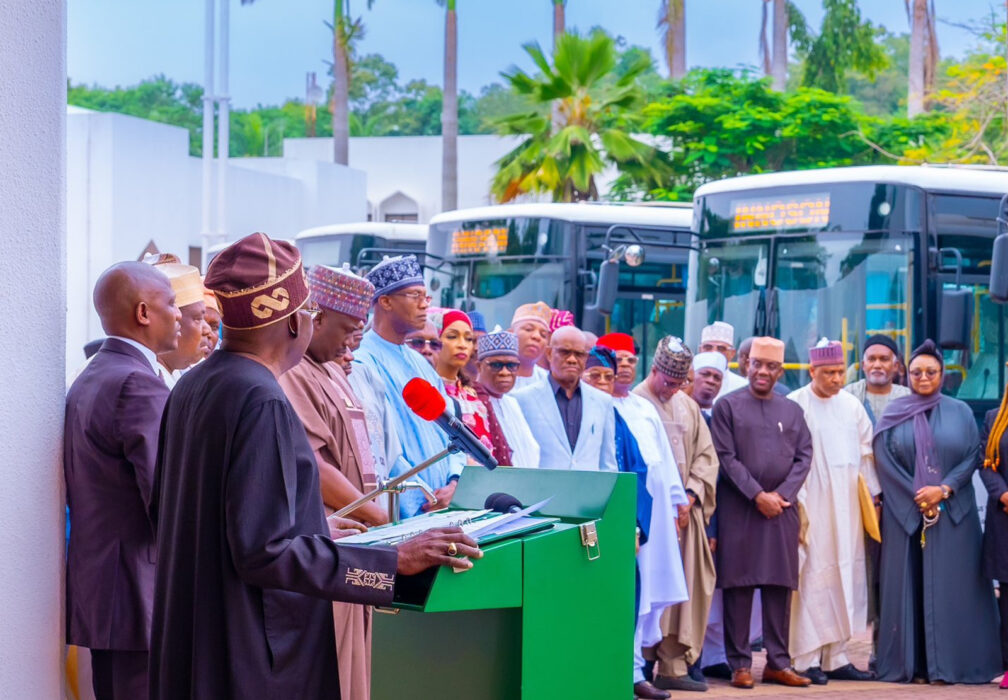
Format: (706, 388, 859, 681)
(328, 516, 368, 540)
(422, 481, 458, 513)
(395, 526, 482, 575)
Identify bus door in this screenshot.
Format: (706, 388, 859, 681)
(609, 289, 683, 382)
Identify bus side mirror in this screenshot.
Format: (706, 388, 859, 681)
(592, 259, 620, 317)
(939, 287, 972, 351)
(991, 233, 1008, 303)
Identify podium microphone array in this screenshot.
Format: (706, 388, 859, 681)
(402, 378, 499, 470)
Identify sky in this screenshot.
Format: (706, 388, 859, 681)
(68, 0, 1005, 109)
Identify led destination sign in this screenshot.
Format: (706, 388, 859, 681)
(451, 227, 509, 255)
(732, 194, 831, 231)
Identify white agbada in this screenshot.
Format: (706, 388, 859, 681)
(614, 393, 689, 683)
(489, 394, 541, 468)
(787, 385, 880, 668)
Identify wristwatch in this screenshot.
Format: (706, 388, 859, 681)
(940, 485, 952, 500)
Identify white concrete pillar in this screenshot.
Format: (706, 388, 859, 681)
(0, 1, 67, 698)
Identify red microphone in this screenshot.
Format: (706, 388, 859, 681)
(403, 378, 498, 469)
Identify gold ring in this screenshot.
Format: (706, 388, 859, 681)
(447, 542, 458, 556)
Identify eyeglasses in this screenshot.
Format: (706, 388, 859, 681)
(406, 338, 443, 351)
(304, 302, 322, 321)
(749, 359, 782, 372)
(585, 370, 615, 383)
(486, 361, 520, 372)
(909, 368, 941, 379)
(393, 290, 432, 304)
(616, 354, 639, 366)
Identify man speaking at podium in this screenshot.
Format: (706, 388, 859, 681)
(149, 233, 480, 700)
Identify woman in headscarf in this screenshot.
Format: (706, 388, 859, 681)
(432, 309, 495, 460)
(979, 385, 1008, 689)
(872, 339, 1000, 684)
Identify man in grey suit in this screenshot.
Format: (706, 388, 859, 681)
(65, 262, 181, 700)
(512, 326, 618, 471)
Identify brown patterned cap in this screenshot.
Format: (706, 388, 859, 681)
(204, 232, 309, 330)
(652, 336, 692, 379)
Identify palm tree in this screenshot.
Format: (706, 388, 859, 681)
(759, 0, 790, 90)
(553, 0, 566, 51)
(491, 32, 670, 202)
(327, 1, 373, 165)
(437, 0, 458, 211)
(907, 0, 938, 116)
(657, 0, 686, 80)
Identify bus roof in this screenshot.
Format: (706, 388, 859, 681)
(294, 222, 429, 242)
(429, 202, 693, 229)
(695, 165, 1008, 199)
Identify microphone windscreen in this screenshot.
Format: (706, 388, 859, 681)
(484, 492, 522, 513)
(402, 377, 447, 421)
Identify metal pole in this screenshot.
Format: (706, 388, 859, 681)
(216, 0, 230, 247)
(330, 446, 456, 519)
(200, 0, 215, 272)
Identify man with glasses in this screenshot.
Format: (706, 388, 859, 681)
(710, 337, 813, 690)
(633, 337, 720, 692)
(404, 316, 441, 368)
(355, 255, 466, 519)
(512, 326, 617, 471)
(473, 331, 539, 468)
(699, 322, 748, 401)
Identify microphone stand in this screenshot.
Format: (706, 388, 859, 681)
(330, 442, 461, 524)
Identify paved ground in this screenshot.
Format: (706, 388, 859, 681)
(686, 635, 1002, 698)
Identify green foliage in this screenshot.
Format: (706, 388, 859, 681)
(615, 68, 949, 201)
(491, 31, 671, 202)
(794, 0, 888, 93)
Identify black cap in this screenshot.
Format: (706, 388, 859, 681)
(863, 334, 900, 357)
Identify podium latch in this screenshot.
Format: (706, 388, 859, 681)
(579, 521, 601, 561)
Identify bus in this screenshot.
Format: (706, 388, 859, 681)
(294, 222, 428, 272)
(425, 202, 694, 375)
(688, 165, 1008, 415)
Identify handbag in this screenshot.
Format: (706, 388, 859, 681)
(858, 473, 881, 542)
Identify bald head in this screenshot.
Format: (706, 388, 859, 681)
(737, 336, 755, 377)
(93, 262, 181, 354)
(550, 325, 589, 351)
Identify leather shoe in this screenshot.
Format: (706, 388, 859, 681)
(731, 668, 755, 689)
(763, 667, 813, 687)
(653, 674, 707, 692)
(800, 666, 828, 685)
(633, 681, 670, 699)
(825, 663, 875, 681)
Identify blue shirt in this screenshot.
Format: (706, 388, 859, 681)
(355, 331, 466, 518)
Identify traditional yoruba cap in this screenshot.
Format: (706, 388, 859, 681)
(478, 331, 519, 360)
(510, 301, 551, 330)
(701, 321, 735, 347)
(365, 254, 424, 300)
(586, 346, 617, 371)
(143, 253, 204, 308)
(653, 336, 693, 379)
(809, 337, 845, 367)
(863, 333, 899, 357)
(750, 336, 785, 364)
(307, 263, 374, 322)
(204, 232, 309, 330)
(468, 310, 487, 333)
(909, 338, 943, 368)
(597, 332, 637, 355)
(549, 308, 575, 332)
(693, 351, 727, 375)
(439, 309, 472, 335)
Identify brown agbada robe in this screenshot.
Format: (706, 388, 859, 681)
(634, 383, 718, 675)
(280, 355, 379, 700)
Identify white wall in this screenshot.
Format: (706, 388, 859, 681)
(0, 1, 67, 697)
(66, 109, 367, 374)
(284, 134, 527, 223)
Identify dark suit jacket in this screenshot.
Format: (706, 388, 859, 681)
(65, 337, 169, 650)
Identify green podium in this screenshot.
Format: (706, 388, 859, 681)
(371, 467, 636, 700)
